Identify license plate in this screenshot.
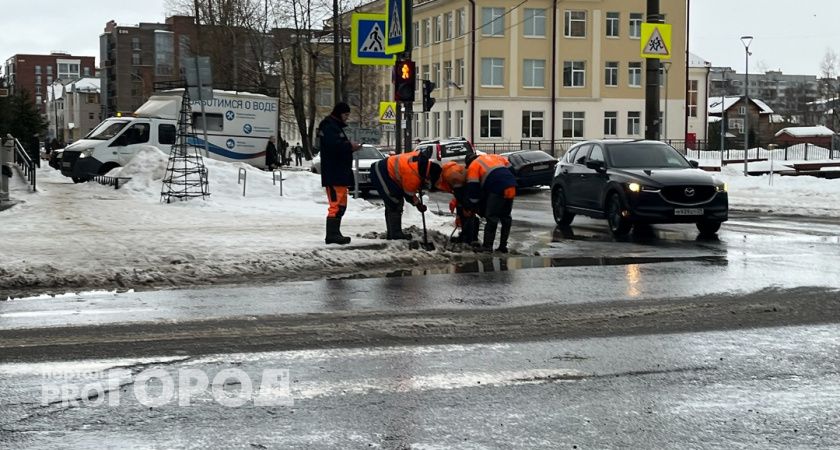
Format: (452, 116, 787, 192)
(674, 208, 704, 216)
(531, 164, 549, 171)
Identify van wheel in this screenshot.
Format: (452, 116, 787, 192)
(98, 163, 120, 176)
(72, 177, 88, 184)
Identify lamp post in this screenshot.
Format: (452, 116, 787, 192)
(662, 61, 671, 142)
(445, 79, 462, 137)
(740, 35, 753, 177)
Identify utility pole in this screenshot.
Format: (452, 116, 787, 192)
(403, 0, 414, 153)
(333, 0, 341, 103)
(644, 0, 662, 140)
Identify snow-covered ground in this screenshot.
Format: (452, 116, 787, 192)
(2, 148, 840, 297)
(0, 147, 459, 297)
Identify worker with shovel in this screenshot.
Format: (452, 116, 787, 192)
(370, 149, 443, 245)
(465, 153, 517, 253)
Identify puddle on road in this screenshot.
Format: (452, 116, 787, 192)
(331, 254, 726, 280)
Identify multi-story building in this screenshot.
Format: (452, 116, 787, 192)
(46, 78, 102, 143)
(3, 53, 96, 115)
(686, 52, 711, 144)
(387, 0, 686, 152)
(708, 67, 821, 124)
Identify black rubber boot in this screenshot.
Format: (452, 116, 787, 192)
(325, 217, 351, 245)
(462, 216, 480, 246)
(496, 216, 512, 253)
(480, 219, 498, 252)
(386, 212, 412, 240)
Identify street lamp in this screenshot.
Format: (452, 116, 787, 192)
(662, 61, 671, 142)
(741, 35, 753, 177)
(445, 79, 462, 138)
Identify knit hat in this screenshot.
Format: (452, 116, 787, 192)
(331, 102, 351, 116)
(426, 161, 443, 187)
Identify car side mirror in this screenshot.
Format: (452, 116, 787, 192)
(585, 160, 606, 172)
(689, 160, 700, 168)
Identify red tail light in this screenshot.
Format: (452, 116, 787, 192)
(436, 143, 442, 160)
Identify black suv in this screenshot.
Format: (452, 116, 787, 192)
(551, 139, 728, 237)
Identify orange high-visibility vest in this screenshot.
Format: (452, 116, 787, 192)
(466, 154, 510, 187)
(387, 150, 426, 194)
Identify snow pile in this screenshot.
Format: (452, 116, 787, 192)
(0, 150, 460, 298)
(717, 165, 840, 216)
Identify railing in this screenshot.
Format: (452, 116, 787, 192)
(686, 144, 840, 165)
(90, 174, 132, 189)
(12, 138, 36, 192)
(472, 142, 523, 154)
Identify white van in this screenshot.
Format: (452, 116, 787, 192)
(60, 90, 278, 181)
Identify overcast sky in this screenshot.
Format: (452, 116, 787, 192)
(3, 1, 840, 77)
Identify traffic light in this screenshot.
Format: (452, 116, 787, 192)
(394, 60, 416, 102)
(422, 80, 436, 112)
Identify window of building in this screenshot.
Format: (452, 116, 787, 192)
(481, 58, 504, 86)
(445, 12, 454, 40)
(421, 64, 430, 85)
(35, 85, 41, 94)
(57, 62, 81, 80)
(739, 106, 746, 115)
(456, 59, 465, 85)
(523, 9, 546, 37)
(444, 60, 453, 84)
(155, 31, 175, 76)
(434, 15, 442, 43)
(629, 13, 643, 39)
(46, 65, 53, 75)
(457, 9, 467, 36)
(482, 7, 504, 36)
(423, 113, 429, 137)
(89, 112, 95, 120)
(562, 111, 584, 138)
(444, 111, 452, 136)
(628, 62, 642, 87)
(423, 19, 431, 46)
(604, 111, 618, 135)
(132, 37, 141, 50)
(523, 59, 545, 88)
(132, 53, 141, 65)
(47, 76, 53, 84)
(87, 94, 97, 103)
(35, 75, 41, 84)
(432, 63, 441, 88)
(522, 111, 544, 138)
(563, 61, 585, 87)
(606, 12, 619, 37)
(413, 22, 420, 48)
(456, 110, 464, 136)
(83, 67, 91, 77)
(564, 10, 586, 38)
(35, 65, 42, 75)
(316, 88, 333, 106)
(605, 62, 619, 87)
(729, 118, 744, 131)
(433, 111, 440, 137)
(628, 111, 641, 135)
(480, 110, 503, 137)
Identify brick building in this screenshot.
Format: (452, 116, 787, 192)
(3, 53, 96, 114)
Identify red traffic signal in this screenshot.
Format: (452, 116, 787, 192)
(394, 60, 416, 102)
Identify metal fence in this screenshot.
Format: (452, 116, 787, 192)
(11, 138, 36, 191)
(686, 143, 840, 164)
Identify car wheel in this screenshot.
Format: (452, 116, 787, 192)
(71, 176, 88, 184)
(606, 193, 632, 238)
(696, 220, 722, 235)
(552, 188, 575, 226)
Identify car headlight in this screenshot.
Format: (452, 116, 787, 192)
(78, 149, 93, 159)
(716, 183, 727, 192)
(627, 182, 641, 193)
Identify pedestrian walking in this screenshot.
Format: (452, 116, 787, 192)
(465, 153, 517, 253)
(317, 102, 361, 245)
(294, 143, 303, 166)
(264, 136, 279, 170)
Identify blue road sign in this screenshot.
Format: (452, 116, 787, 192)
(351, 13, 396, 66)
(385, 0, 406, 55)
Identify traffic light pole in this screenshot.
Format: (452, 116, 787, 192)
(644, 0, 662, 140)
(403, 0, 414, 154)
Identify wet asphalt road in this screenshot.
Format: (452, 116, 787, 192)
(2, 189, 840, 448)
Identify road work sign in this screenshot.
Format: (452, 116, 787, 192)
(351, 13, 396, 66)
(641, 23, 672, 59)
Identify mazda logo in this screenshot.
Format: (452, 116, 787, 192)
(684, 187, 695, 197)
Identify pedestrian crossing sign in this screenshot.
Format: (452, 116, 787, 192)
(379, 102, 397, 124)
(641, 23, 672, 59)
(351, 13, 396, 66)
(385, 0, 406, 54)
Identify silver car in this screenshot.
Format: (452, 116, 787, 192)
(310, 144, 386, 196)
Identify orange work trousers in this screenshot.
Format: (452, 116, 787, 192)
(326, 186, 348, 218)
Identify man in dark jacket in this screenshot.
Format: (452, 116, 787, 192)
(317, 102, 360, 244)
(264, 136, 279, 170)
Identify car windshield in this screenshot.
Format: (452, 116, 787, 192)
(354, 146, 384, 160)
(442, 142, 471, 158)
(606, 143, 691, 169)
(86, 120, 131, 141)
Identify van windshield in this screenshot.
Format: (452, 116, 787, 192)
(86, 120, 131, 140)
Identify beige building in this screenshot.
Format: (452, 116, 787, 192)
(376, 0, 688, 152)
(46, 78, 102, 143)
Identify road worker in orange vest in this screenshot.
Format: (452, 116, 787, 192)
(465, 153, 517, 253)
(370, 150, 444, 240)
